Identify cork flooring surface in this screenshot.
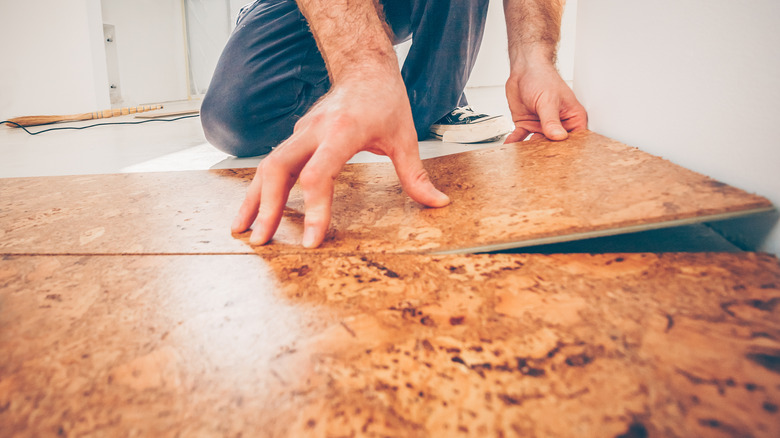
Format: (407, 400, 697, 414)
(0, 131, 772, 255)
(1, 252, 779, 437)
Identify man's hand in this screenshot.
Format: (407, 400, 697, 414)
(231, 74, 450, 248)
(504, 63, 587, 143)
(231, 0, 449, 249)
(503, 0, 587, 143)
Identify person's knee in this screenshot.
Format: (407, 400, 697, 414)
(201, 94, 291, 158)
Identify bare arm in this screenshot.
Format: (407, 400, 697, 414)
(297, 0, 396, 82)
(232, 0, 449, 248)
(505, 0, 563, 67)
(503, 0, 587, 142)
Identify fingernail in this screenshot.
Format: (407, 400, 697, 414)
(302, 226, 317, 248)
(431, 188, 450, 206)
(231, 216, 241, 232)
(249, 228, 265, 246)
(552, 127, 567, 137)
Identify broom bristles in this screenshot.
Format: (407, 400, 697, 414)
(4, 114, 90, 127)
(4, 105, 164, 128)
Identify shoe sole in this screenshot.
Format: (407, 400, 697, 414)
(429, 116, 512, 144)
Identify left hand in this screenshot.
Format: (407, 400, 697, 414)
(504, 63, 587, 143)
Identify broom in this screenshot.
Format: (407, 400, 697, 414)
(4, 104, 164, 128)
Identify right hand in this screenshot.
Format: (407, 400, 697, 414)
(231, 73, 451, 248)
(504, 62, 587, 143)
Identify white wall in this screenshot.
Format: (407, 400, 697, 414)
(574, 1, 780, 255)
(556, 0, 578, 84)
(0, 0, 109, 119)
(101, 0, 188, 105)
(185, 0, 232, 95)
(177, 0, 246, 96)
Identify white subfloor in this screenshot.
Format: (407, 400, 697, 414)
(0, 86, 511, 179)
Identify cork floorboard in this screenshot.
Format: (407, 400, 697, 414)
(1, 130, 777, 436)
(1, 252, 779, 437)
(0, 131, 772, 255)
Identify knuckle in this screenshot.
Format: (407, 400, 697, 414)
(260, 156, 289, 180)
(238, 197, 255, 213)
(299, 166, 327, 190)
(260, 155, 280, 171)
(409, 166, 431, 186)
(292, 117, 305, 133)
(304, 210, 328, 228)
(332, 112, 356, 126)
(325, 113, 358, 133)
(257, 201, 280, 223)
(300, 111, 325, 129)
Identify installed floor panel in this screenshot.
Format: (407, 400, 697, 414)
(1, 252, 778, 437)
(0, 131, 771, 255)
(0, 168, 254, 254)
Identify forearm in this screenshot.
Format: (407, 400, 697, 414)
(503, 0, 564, 70)
(502, 0, 586, 142)
(296, 0, 399, 83)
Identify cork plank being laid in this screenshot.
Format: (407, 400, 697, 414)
(0, 131, 772, 255)
(1, 252, 778, 437)
(256, 131, 772, 254)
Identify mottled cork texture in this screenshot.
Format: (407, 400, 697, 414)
(1, 252, 778, 437)
(0, 131, 772, 255)
(2, 130, 777, 437)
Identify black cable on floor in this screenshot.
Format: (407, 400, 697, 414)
(0, 114, 201, 135)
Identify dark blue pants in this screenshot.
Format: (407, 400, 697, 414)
(201, 0, 489, 157)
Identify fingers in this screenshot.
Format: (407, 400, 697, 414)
(231, 165, 264, 233)
(298, 135, 356, 248)
(248, 133, 317, 245)
(508, 109, 585, 144)
(561, 105, 589, 133)
(300, 168, 334, 249)
(389, 139, 450, 208)
(249, 160, 297, 245)
(504, 126, 530, 144)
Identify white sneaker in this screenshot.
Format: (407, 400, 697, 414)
(429, 106, 512, 143)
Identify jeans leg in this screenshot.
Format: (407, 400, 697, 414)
(400, 0, 489, 139)
(202, 0, 487, 154)
(201, 0, 329, 157)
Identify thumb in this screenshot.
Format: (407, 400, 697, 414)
(390, 145, 450, 208)
(538, 97, 568, 141)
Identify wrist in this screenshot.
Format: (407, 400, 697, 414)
(330, 49, 401, 85)
(509, 55, 558, 82)
(509, 45, 557, 75)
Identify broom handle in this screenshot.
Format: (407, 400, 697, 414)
(5, 104, 164, 127)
